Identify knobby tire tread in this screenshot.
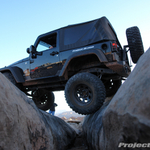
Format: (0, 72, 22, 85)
(65, 72, 106, 115)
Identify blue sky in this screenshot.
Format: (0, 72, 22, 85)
(0, 0, 150, 113)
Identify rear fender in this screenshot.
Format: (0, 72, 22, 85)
(59, 48, 108, 78)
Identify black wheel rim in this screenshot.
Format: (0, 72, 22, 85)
(32, 90, 49, 107)
(74, 84, 93, 104)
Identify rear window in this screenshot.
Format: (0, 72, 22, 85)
(63, 23, 92, 45)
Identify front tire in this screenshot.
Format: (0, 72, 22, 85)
(3, 72, 17, 85)
(65, 72, 106, 115)
(2, 72, 21, 89)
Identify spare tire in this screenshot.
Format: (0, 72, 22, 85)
(126, 26, 144, 63)
(65, 72, 106, 115)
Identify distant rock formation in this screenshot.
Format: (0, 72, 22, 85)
(57, 111, 85, 120)
(83, 48, 150, 150)
(0, 73, 76, 150)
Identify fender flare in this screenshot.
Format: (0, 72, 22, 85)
(0, 66, 25, 83)
(59, 48, 108, 77)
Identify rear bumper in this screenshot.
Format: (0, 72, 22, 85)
(105, 61, 131, 77)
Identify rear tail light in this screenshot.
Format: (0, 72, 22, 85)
(112, 42, 118, 52)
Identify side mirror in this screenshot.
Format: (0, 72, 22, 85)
(30, 45, 36, 53)
(26, 48, 30, 54)
(26, 45, 35, 54)
(27, 45, 42, 59)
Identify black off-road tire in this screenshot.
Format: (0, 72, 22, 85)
(65, 72, 106, 115)
(126, 26, 144, 63)
(32, 89, 54, 111)
(3, 72, 17, 86)
(103, 79, 121, 97)
(3, 72, 22, 90)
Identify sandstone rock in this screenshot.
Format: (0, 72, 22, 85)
(67, 121, 87, 150)
(83, 48, 150, 150)
(83, 100, 110, 150)
(0, 73, 76, 150)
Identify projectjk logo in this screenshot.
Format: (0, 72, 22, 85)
(118, 142, 150, 148)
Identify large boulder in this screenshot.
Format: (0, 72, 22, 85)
(0, 73, 76, 150)
(83, 48, 150, 150)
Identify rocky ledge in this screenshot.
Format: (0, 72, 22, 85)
(0, 48, 150, 150)
(83, 48, 150, 150)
